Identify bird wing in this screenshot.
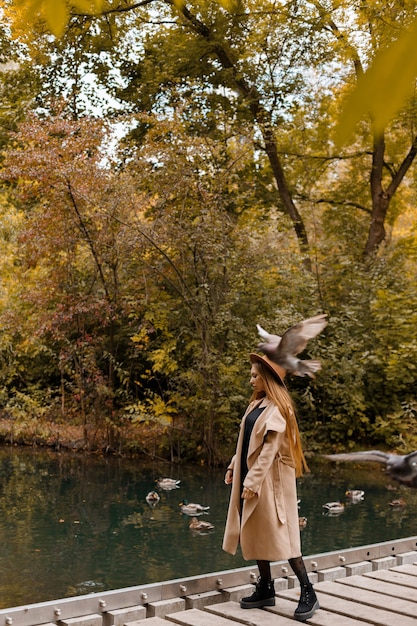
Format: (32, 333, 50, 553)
(387, 451, 417, 478)
(276, 314, 328, 358)
(322, 450, 391, 465)
(256, 324, 281, 346)
(404, 450, 417, 465)
(324, 450, 417, 488)
(257, 314, 327, 356)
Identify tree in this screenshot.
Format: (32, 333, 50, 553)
(38, 1, 417, 262)
(0, 103, 324, 461)
(0, 111, 142, 447)
(4, 1, 417, 263)
(116, 111, 321, 463)
(0, 1, 416, 459)
(5, 1, 417, 137)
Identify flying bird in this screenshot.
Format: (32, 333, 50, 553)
(256, 314, 327, 377)
(322, 450, 417, 488)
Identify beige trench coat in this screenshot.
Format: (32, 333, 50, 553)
(222, 398, 301, 561)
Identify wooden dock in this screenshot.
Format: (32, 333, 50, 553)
(139, 562, 417, 625)
(1, 537, 417, 626)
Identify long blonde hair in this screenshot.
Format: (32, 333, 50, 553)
(250, 361, 309, 477)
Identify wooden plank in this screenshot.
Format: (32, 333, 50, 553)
(133, 620, 168, 626)
(337, 573, 417, 601)
(364, 568, 417, 589)
(266, 600, 367, 626)
(390, 563, 417, 577)
(304, 610, 372, 626)
(315, 581, 417, 618)
(206, 599, 366, 626)
(205, 600, 296, 625)
(278, 586, 417, 626)
(165, 608, 238, 626)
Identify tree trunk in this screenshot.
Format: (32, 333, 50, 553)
(174, 2, 312, 270)
(364, 131, 417, 257)
(363, 194, 390, 257)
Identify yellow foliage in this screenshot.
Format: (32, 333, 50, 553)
(337, 17, 417, 144)
(130, 327, 150, 348)
(2, 0, 234, 39)
(150, 347, 178, 374)
(127, 396, 175, 427)
(3, 0, 104, 38)
(216, 0, 234, 9)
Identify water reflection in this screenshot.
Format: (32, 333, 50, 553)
(0, 446, 416, 609)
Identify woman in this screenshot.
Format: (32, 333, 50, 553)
(222, 353, 319, 621)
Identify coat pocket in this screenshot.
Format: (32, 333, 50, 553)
(272, 457, 287, 524)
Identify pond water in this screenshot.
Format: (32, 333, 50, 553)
(0, 445, 416, 609)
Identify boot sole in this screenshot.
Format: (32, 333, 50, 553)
(294, 599, 320, 621)
(240, 597, 276, 609)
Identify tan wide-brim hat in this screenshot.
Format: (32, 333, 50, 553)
(250, 353, 286, 386)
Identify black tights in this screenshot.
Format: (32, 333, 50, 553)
(256, 560, 271, 581)
(257, 556, 310, 586)
(288, 556, 310, 587)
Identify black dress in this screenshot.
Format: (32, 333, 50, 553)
(240, 405, 265, 500)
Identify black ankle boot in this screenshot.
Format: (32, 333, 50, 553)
(240, 577, 275, 609)
(294, 582, 319, 621)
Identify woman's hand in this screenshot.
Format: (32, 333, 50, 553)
(241, 486, 256, 499)
(224, 468, 233, 485)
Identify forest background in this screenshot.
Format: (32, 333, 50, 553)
(0, 0, 416, 466)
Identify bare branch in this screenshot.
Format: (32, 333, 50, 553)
(387, 134, 417, 196)
(65, 178, 112, 303)
(72, 0, 157, 18)
(313, 198, 372, 215)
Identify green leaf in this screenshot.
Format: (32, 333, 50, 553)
(336, 17, 417, 144)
